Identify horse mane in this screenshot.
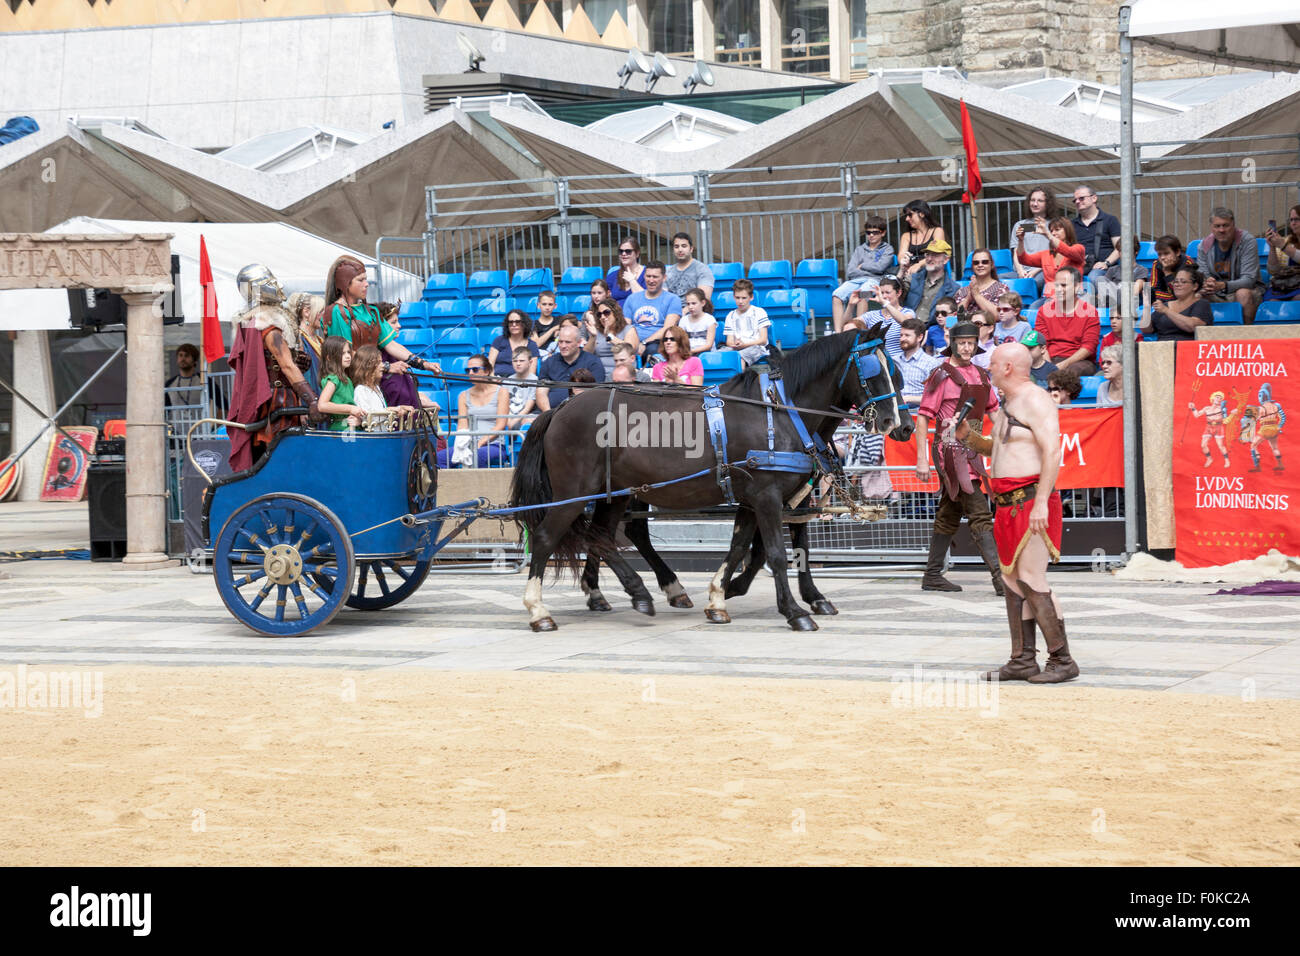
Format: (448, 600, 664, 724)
(729, 325, 887, 397)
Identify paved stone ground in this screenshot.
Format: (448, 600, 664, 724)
(2, 499, 1297, 699)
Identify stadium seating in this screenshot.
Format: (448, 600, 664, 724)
(796, 259, 839, 320)
(468, 270, 510, 302)
(712, 290, 737, 313)
(1022, 309, 1037, 328)
(398, 301, 431, 329)
(435, 327, 483, 359)
(962, 249, 1014, 279)
(428, 299, 473, 327)
(1256, 300, 1300, 324)
(747, 260, 794, 293)
(1008, 277, 1039, 301)
(508, 268, 555, 296)
(1186, 240, 1200, 261)
(569, 294, 592, 316)
(396, 329, 435, 355)
(422, 274, 467, 302)
(1078, 375, 1102, 402)
(710, 263, 745, 285)
(1211, 301, 1243, 325)
(473, 297, 516, 319)
(1137, 242, 1158, 270)
(699, 350, 744, 387)
(557, 266, 603, 296)
(760, 288, 809, 323)
(770, 318, 807, 350)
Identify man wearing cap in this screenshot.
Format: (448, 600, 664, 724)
(1022, 330, 1056, 387)
(914, 321, 1006, 594)
(957, 341, 1078, 683)
(905, 239, 961, 325)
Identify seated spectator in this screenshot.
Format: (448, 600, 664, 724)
(678, 288, 717, 355)
(540, 325, 606, 408)
(504, 346, 548, 430)
(1150, 266, 1213, 341)
(1016, 217, 1086, 289)
(832, 215, 895, 330)
(531, 293, 561, 354)
(1149, 235, 1195, 304)
(970, 315, 996, 370)
(1011, 188, 1062, 292)
(611, 340, 653, 382)
(992, 292, 1031, 345)
(583, 299, 640, 377)
(624, 260, 682, 360)
(923, 297, 958, 354)
(954, 247, 1010, 321)
(664, 232, 714, 299)
(611, 364, 636, 383)
(847, 276, 913, 358)
(1094, 235, 1150, 313)
(558, 314, 587, 345)
(1070, 184, 1122, 279)
(437, 354, 509, 469)
(904, 239, 960, 324)
(895, 317, 939, 403)
(1100, 316, 1143, 350)
(651, 326, 703, 386)
(489, 310, 540, 378)
(606, 236, 645, 307)
(1036, 267, 1100, 376)
(568, 367, 595, 400)
(1095, 344, 1123, 407)
(1022, 331, 1056, 388)
(1196, 207, 1262, 323)
(723, 278, 770, 367)
(1047, 366, 1082, 406)
(895, 200, 946, 281)
(582, 279, 612, 329)
(1263, 204, 1300, 301)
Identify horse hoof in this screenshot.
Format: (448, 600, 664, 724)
(705, 609, 731, 624)
(668, 594, 694, 609)
(632, 599, 655, 617)
(587, 596, 612, 612)
(810, 599, 838, 615)
(789, 615, 819, 632)
(530, 617, 557, 632)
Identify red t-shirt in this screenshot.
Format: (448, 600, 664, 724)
(1036, 297, 1100, 362)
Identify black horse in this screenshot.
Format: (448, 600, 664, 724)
(508, 327, 913, 631)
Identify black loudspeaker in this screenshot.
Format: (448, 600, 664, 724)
(87, 463, 127, 561)
(181, 437, 233, 557)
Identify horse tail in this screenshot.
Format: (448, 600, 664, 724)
(508, 408, 617, 578)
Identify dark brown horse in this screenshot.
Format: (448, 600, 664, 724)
(508, 327, 914, 631)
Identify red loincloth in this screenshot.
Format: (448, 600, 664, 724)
(992, 475, 1062, 575)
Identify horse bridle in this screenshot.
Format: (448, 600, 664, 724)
(838, 336, 902, 433)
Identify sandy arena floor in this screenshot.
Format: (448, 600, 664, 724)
(2, 667, 1297, 866)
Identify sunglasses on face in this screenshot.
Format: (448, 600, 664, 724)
(996, 306, 1017, 313)
(973, 259, 992, 265)
(619, 248, 635, 254)
(865, 229, 884, 235)
(598, 308, 613, 316)
(1100, 360, 1115, 367)
(507, 319, 523, 325)
(468, 366, 488, 372)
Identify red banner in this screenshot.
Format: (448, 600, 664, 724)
(882, 406, 1124, 492)
(1173, 339, 1297, 568)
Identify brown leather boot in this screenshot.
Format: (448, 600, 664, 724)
(974, 530, 1006, 596)
(921, 532, 961, 591)
(1018, 580, 1079, 683)
(985, 589, 1039, 681)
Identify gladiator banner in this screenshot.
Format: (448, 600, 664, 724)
(1173, 339, 1296, 568)
(883, 407, 1124, 492)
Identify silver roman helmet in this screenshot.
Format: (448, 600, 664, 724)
(236, 263, 286, 309)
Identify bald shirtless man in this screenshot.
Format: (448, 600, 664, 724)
(956, 341, 1079, 683)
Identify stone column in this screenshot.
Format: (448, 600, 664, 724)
(827, 0, 851, 80)
(627, 0, 650, 48)
(693, 0, 715, 61)
(758, 0, 782, 70)
(120, 290, 174, 569)
(10, 330, 56, 502)
(561, 0, 574, 29)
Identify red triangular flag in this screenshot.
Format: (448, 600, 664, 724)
(199, 235, 224, 363)
(960, 100, 982, 205)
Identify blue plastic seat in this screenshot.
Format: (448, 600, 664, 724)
(508, 267, 555, 297)
(435, 327, 482, 359)
(796, 258, 839, 321)
(1256, 300, 1300, 324)
(1257, 237, 1271, 264)
(710, 263, 745, 285)
(422, 274, 467, 302)
(397, 329, 435, 354)
(557, 266, 603, 296)
(1022, 309, 1037, 328)
(468, 270, 509, 302)
(1078, 375, 1102, 402)
(771, 318, 807, 350)
(748, 260, 793, 293)
(1186, 239, 1201, 261)
(1009, 277, 1039, 300)
(428, 299, 473, 328)
(569, 294, 592, 316)
(760, 288, 808, 322)
(1211, 301, 1243, 325)
(1137, 242, 1158, 269)
(398, 301, 431, 329)
(712, 290, 737, 313)
(473, 297, 516, 318)
(699, 350, 744, 387)
(962, 249, 1015, 280)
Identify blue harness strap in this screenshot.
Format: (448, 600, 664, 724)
(702, 386, 734, 504)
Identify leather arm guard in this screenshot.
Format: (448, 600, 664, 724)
(962, 431, 994, 456)
(293, 380, 324, 424)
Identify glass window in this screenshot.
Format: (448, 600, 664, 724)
(584, 0, 630, 33)
(715, 0, 761, 65)
(650, 0, 695, 56)
(851, 0, 868, 71)
(780, 0, 830, 75)
(520, 1, 566, 23)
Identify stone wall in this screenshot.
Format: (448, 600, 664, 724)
(864, 0, 1253, 84)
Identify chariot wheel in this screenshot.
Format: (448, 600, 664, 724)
(347, 557, 432, 611)
(214, 493, 355, 637)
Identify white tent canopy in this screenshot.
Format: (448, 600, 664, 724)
(0, 219, 420, 332)
(1127, 0, 1300, 72)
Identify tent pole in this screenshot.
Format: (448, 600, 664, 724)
(1119, 4, 1139, 561)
